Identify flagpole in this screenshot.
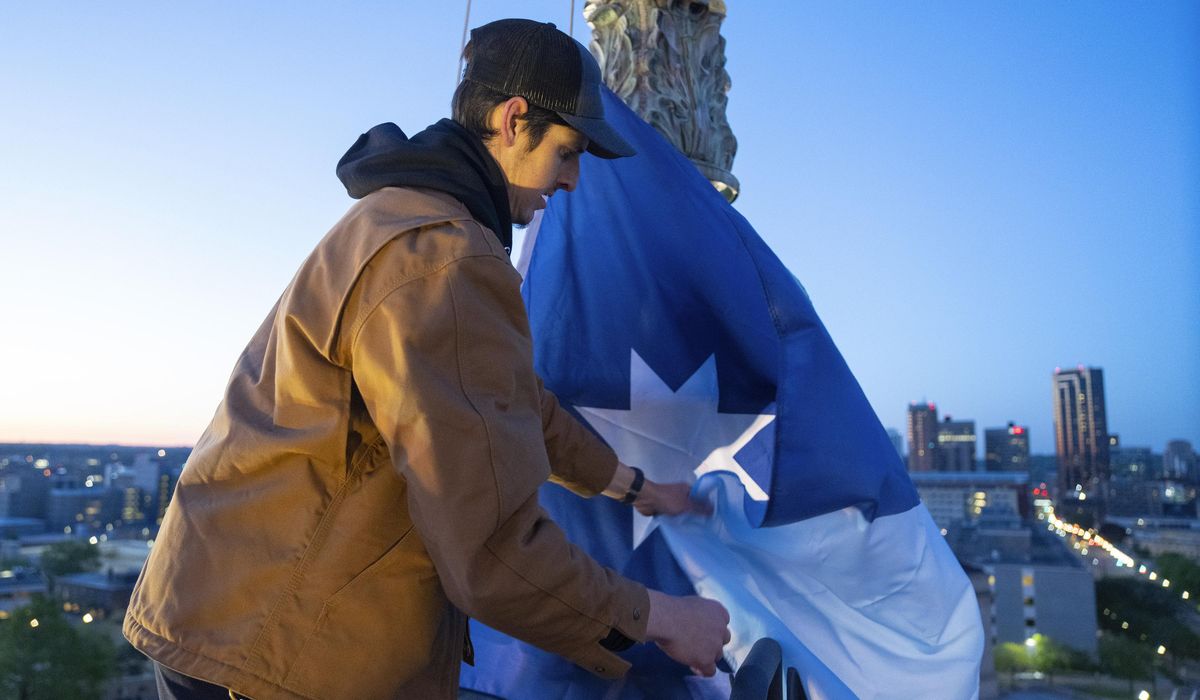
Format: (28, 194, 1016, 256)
(456, 0, 472, 88)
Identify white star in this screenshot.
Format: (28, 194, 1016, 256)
(577, 350, 776, 547)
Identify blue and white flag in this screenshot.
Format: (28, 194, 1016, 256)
(460, 88, 983, 700)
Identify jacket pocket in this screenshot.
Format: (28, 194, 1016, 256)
(281, 526, 450, 699)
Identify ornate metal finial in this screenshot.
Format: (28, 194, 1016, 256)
(585, 0, 739, 202)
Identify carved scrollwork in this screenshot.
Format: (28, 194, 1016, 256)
(585, 0, 739, 201)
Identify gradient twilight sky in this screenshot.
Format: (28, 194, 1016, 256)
(1, 3, 1197, 455)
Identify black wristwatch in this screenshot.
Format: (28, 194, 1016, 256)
(621, 466, 645, 504)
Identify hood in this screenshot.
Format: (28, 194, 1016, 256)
(336, 119, 513, 252)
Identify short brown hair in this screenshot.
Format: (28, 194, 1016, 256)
(452, 42, 568, 151)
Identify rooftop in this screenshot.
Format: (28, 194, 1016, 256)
(910, 471, 1029, 486)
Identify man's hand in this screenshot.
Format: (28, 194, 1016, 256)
(645, 590, 731, 676)
(633, 480, 711, 517)
(602, 463, 711, 516)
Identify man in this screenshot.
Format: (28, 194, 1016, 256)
(125, 18, 730, 700)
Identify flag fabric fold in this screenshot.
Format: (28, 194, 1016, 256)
(459, 87, 983, 700)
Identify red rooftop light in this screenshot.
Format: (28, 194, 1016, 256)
(1011, 426, 1025, 435)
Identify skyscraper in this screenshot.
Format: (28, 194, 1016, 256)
(985, 423, 1031, 472)
(1052, 366, 1110, 504)
(907, 402, 938, 472)
(936, 417, 977, 472)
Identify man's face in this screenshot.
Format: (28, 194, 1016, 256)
(496, 122, 588, 226)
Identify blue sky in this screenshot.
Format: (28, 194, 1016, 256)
(1, 2, 1196, 454)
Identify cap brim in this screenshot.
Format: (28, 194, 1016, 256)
(559, 112, 636, 159)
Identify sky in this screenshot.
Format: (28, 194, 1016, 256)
(1, 2, 1197, 455)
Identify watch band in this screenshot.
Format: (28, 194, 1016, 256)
(621, 466, 645, 505)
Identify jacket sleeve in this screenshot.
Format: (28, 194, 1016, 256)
(537, 379, 620, 497)
(348, 250, 648, 678)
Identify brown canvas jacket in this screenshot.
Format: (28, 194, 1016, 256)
(123, 187, 650, 700)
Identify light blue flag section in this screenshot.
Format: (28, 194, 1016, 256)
(460, 88, 983, 698)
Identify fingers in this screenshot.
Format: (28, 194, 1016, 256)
(633, 481, 713, 518)
(722, 626, 732, 645)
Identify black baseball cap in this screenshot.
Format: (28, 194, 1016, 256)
(463, 18, 635, 159)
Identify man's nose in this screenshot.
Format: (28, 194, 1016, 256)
(558, 160, 580, 192)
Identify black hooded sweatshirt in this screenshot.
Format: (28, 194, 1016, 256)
(336, 119, 513, 253)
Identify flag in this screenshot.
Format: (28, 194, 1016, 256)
(459, 88, 984, 700)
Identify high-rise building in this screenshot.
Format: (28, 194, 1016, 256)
(1164, 440, 1197, 483)
(985, 423, 1031, 472)
(907, 402, 939, 472)
(1052, 366, 1110, 504)
(936, 417, 977, 472)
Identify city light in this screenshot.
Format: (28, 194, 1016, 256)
(29, 618, 39, 628)
(82, 613, 94, 624)
(1139, 691, 1150, 700)
(1046, 506, 1199, 676)
(1024, 637, 1036, 648)
(1045, 508, 1134, 567)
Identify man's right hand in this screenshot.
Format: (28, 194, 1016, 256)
(645, 590, 731, 676)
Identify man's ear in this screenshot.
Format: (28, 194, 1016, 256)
(493, 96, 529, 149)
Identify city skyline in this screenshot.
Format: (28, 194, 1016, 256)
(2, 3, 1197, 451)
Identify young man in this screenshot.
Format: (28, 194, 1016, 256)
(125, 19, 730, 700)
